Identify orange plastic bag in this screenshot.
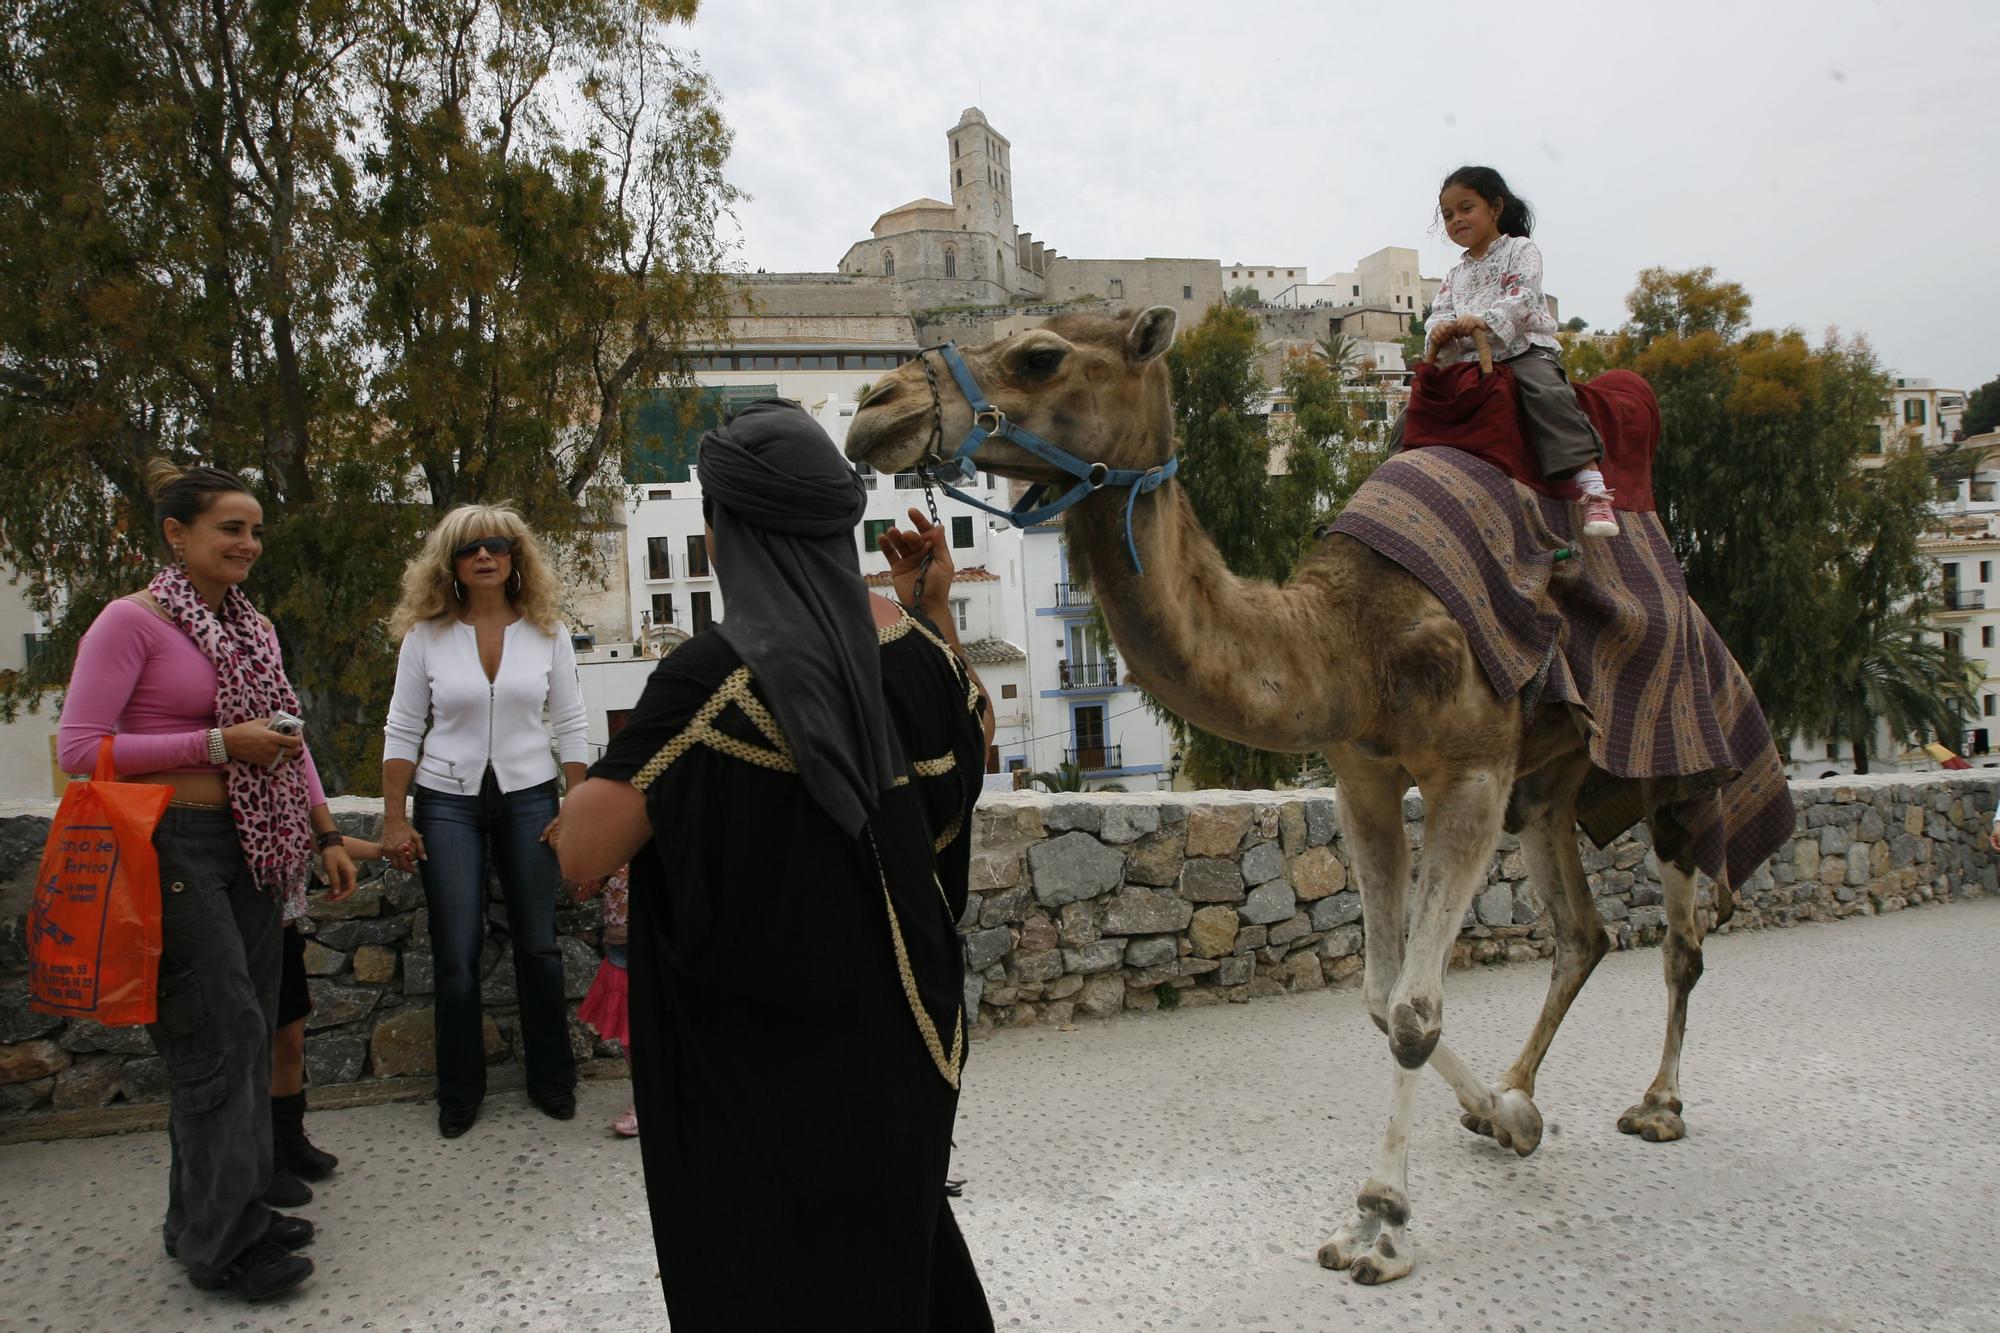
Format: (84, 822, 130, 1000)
(29, 737, 171, 1026)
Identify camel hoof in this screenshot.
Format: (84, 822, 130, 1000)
(1348, 1244, 1414, 1286)
(1617, 1100, 1687, 1143)
(1319, 1181, 1411, 1281)
(1460, 1088, 1543, 1157)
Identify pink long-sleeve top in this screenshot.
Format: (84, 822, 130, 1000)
(56, 596, 327, 804)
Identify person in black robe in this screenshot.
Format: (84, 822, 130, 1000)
(559, 400, 996, 1331)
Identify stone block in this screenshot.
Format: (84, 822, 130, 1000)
(1285, 950, 1324, 991)
(1075, 975, 1125, 1019)
(1018, 914, 1059, 952)
(1063, 940, 1125, 974)
(1475, 881, 1514, 928)
(1319, 924, 1365, 959)
(120, 1056, 170, 1105)
(964, 926, 1012, 972)
(383, 869, 426, 912)
(1303, 798, 1337, 846)
(1123, 829, 1186, 887)
(1185, 805, 1252, 858)
(1268, 912, 1312, 948)
(1233, 924, 1268, 954)
(57, 1019, 153, 1056)
(1288, 846, 1346, 901)
(302, 941, 348, 976)
(560, 937, 600, 999)
(968, 850, 1022, 892)
(1011, 948, 1064, 983)
(1308, 891, 1362, 931)
(979, 885, 1031, 929)
(1845, 852, 1871, 888)
(352, 945, 398, 985)
(1058, 901, 1101, 947)
(52, 1055, 123, 1111)
(404, 950, 435, 997)
(1044, 800, 1102, 834)
(1819, 825, 1847, 855)
(370, 1008, 504, 1078)
(1514, 882, 1546, 923)
(962, 974, 985, 1015)
(306, 980, 380, 1032)
(1124, 936, 1177, 968)
(1099, 803, 1160, 845)
(1028, 832, 1125, 907)
(1188, 906, 1239, 958)
(1178, 858, 1245, 903)
(481, 961, 518, 1006)
(0, 1038, 69, 1085)
(1796, 840, 1821, 880)
(1214, 955, 1254, 986)
(1279, 803, 1308, 855)
(1046, 973, 1083, 1000)
(315, 917, 411, 951)
(1100, 889, 1192, 935)
(1240, 842, 1286, 887)
(304, 1029, 368, 1086)
(1596, 898, 1629, 922)
(1239, 881, 1296, 926)
(0, 987, 62, 1044)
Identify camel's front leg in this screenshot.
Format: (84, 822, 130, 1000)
(1386, 767, 1511, 1068)
(1317, 1063, 1419, 1284)
(1618, 857, 1710, 1142)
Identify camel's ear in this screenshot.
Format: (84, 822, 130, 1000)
(1125, 306, 1178, 365)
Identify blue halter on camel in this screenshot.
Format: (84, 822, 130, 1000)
(913, 343, 1177, 576)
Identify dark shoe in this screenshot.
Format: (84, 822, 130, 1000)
(529, 1088, 576, 1121)
(182, 1238, 314, 1300)
(164, 1214, 313, 1261)
(274, 1092, 338, 1180)
(263, 1159, 314, 1208)
(439, 1103, 478, 1138)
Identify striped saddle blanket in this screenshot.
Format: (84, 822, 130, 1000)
(1329, 446, 1794, 889)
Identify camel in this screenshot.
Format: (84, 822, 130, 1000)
(846, 305, 1729, 1286)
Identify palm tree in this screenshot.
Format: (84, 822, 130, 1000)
(1810, 606, 1977, 774)
(1026, 762, 1127, 794)
(1315, 332, 1361, 383)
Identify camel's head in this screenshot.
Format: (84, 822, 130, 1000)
(845, 306, 1179, 486)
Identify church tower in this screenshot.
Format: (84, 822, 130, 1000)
(947, 108, 1015, 295)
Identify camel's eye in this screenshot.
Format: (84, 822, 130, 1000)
(1018, 346, 1065, 379)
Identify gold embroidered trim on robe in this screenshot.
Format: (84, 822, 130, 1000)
(629, 667, 795, 791)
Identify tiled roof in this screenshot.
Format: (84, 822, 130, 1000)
(863, 565, 1000, 586)
(962, 638, 1026, 665)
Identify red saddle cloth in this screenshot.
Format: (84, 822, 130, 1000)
(1400, 361, 1659, 512)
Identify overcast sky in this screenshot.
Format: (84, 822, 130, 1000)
(680, 0, 1997, 394)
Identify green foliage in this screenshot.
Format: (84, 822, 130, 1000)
(1401, 308, 1430, 369)
(1965, 375, 2000, 438)
(1026, 762, 1125, 794)
(1226, 285, 1261, 308)
(1563, 316, 1588, 333)
(1617, 268, 1948, 751)
(1557, 330, 1615, 384)
(0, 0, 736, 791)
(1314, 332, 1360, 382)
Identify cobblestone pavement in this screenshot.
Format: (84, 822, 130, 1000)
(3, 899, 1997, 1332)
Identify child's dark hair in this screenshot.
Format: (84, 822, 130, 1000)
(143, 459, 250, 549)
(1440, 165, 1534, 238)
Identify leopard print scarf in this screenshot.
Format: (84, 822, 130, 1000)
(148, 565, 314, 917)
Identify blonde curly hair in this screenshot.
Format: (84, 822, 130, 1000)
(391, 504, 562, 638)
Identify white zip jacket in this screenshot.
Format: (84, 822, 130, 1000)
(383, 617, 590, 795)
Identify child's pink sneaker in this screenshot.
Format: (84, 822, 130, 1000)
(1580, 490, 1619, 538)
(611, 1105, 639, 1138)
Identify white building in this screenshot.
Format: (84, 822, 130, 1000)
(0, 572, 61, 798)
(1222, 262, 1311, 301)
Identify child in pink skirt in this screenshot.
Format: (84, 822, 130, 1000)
(575, 864, 637, 1137)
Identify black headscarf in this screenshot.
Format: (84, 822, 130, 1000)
(698, 400, 898, 837)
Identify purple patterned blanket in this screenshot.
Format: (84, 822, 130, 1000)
(1330, 447, 1794, 889)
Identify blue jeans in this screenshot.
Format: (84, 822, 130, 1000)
(414, 770, 576, 1112)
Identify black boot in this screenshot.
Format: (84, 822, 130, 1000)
(274, 1091, 338, 1180)
(263, 1149, 314, 1207)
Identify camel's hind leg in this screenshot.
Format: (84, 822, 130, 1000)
(1460, 765, 1609, 1152)
(1618, 851, 1713, 1142)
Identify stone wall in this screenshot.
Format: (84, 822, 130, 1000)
(4, 774, 1995, 1123)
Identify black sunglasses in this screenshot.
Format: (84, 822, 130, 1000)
(453, 536, 514, 561)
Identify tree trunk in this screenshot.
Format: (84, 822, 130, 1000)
(1852, 734, 1870, 775)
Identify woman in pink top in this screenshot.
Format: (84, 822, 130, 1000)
(57, 461, 356, 1303)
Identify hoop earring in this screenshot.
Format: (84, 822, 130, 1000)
(506, 569, 522, 596)
(452, 578, 466, 602)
